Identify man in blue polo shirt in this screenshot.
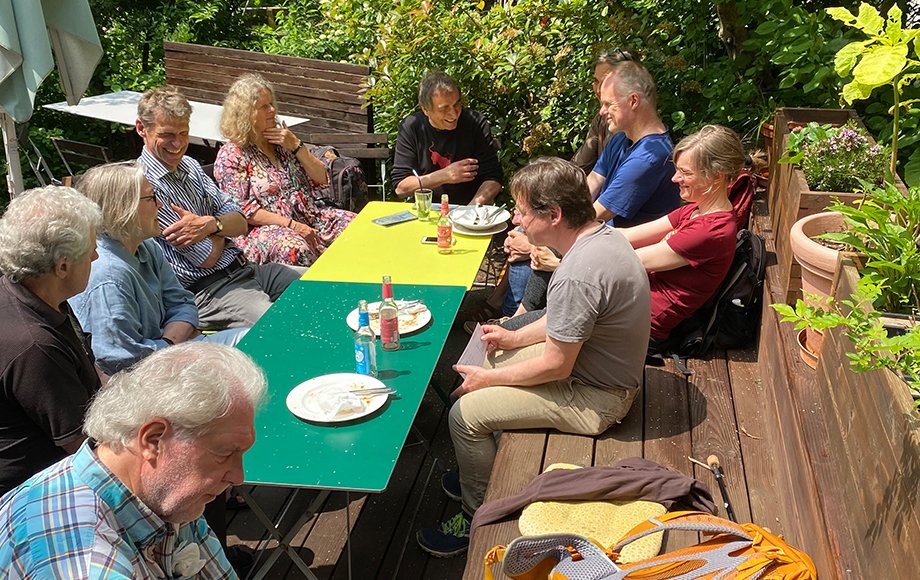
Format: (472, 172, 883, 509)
(588, 61, 680, 227)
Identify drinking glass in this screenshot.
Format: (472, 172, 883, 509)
(414, 189, 433, 221)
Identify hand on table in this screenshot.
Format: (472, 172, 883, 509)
(442, 158, 479, 184)
(163, 205, 217, 248)
(530, 245, 560, 272)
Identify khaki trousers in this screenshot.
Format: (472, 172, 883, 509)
(448, 343, 637, 515)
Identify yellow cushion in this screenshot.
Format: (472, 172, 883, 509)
(518, 463, 666, 563)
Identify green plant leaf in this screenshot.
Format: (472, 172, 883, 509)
(825, 6, 856, 25)
(851, 45, 908, 87)
(855, 2, 884, 36)
(841, 79, 875, 104)
(833, 41, 868, 77)
(905, 149, 920, 187)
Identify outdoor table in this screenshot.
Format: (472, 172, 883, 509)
(44, 90, 307, 146)
(237, 279, 466, 579)
(302, 201, 497, 288)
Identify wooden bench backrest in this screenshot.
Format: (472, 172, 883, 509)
(164, 41, 372, 135)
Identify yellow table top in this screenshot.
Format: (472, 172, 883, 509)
(301, 201, 496, 288)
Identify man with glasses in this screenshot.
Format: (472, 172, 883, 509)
(417, 158, 650, 557)
(391, 71, 503, 205)
(587, 60, 680, 227)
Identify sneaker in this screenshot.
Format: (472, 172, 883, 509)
(463, 316, 509, 335)
(440, 469, 462, 502)
(416, 512, 471, 558)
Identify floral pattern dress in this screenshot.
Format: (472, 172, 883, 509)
(213, 142, 355, 266)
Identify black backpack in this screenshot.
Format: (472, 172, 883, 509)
(310, 145, 369, 212)
(649, 229, 767, 363)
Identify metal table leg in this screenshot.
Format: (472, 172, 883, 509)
(238, 487, 330, 580)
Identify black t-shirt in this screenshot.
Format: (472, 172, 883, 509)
(0, 276, 101, 495)
(391, 108, 504, 205)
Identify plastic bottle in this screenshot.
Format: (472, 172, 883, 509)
(437, 194, 452, 254)
(380, 276, 400, 351)
(354, 300, 378, 376)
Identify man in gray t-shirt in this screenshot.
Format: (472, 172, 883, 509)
(417, 157, 650, 558)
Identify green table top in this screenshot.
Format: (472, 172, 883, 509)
(238, 280, 466, 492)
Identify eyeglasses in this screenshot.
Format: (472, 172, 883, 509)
(140, 195, 158, 203)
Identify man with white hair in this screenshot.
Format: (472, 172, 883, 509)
(0, 186, 103, 496)
(0, 342, 266, 578)
(70, 161, 248, 375)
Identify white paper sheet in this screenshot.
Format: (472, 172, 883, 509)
(456, 323, 488, 378)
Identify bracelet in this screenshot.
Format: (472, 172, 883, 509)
(287, 218, 293, 228)
(161, 337, 175, 346)
(293, 141, 304, 154)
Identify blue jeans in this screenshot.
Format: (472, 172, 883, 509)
(502, 260, 531, 316)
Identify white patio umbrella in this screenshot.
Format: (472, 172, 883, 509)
(0, 0, 102, 196)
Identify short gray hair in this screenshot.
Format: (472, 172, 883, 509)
(77, 162, 147, 242)
(418, 71, 460, 110)
(84, 342, 267, 452)
(137, 86, 192, 128)
(0, 186, 102, 282)
(606, 61, 657, 109)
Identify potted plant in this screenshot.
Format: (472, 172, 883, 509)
(777, 181, 920, 369)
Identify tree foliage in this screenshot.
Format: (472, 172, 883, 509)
(19, 0, 887, 193)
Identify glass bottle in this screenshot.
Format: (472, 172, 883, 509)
(354, 300, 378, 377)
(380, 276, 400, 351)
(437, 194, 452, 254)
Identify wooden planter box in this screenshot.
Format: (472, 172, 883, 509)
(809, 257, 920, 576)
(768, 107, 908, 304)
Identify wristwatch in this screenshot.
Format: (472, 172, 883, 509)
(214, 217, 224, 234)
(293, 140, 305, 154)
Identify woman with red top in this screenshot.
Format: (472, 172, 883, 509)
(214, 74, 355, 267)
(621, 125, 743, 346)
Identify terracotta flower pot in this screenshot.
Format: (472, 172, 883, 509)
(791, 211, 846, 355)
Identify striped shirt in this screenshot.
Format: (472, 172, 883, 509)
(138, 149, 244, 287)
(0, 440, 236, 579)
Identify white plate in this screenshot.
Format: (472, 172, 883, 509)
(286, 373, 389, 423)
(451, 221, 508, 237)
(346, 301, 432, 335)
(448, 205, 512, 230)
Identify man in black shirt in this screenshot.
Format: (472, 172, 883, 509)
(392, 71, 503, 205)
(0, 186, 103, 496)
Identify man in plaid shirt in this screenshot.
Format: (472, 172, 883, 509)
(0, 342, 265, 579)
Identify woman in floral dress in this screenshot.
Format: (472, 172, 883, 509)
(214, 74, 355, 267)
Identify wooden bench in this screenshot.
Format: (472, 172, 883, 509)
(163, 41, 389, 193)
(463, 349, 777, 579)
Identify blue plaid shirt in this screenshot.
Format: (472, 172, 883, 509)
(138, 149, 244, 288)
(0, 440, 235, 579)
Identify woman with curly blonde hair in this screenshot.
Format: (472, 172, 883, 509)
(214, 74, 355, 266)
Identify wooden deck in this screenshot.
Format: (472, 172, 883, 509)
(462, 349, 774, 579)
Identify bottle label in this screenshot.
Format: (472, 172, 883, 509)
(355, 343, 371, 375)
(437, 224, 452, 249)
(380, 317, 399, 345)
